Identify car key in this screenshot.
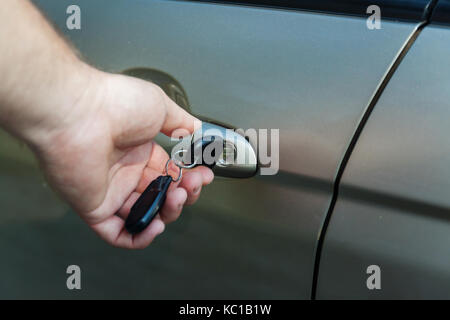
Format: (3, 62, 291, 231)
(125, 157, 182, 235)
(125, 175, 173, 234)
(125, 134, 223, 235)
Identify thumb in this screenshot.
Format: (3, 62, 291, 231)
(106, 74, 200, 148)
(159, 84, 202, 139)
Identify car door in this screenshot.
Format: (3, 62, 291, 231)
(316, 1, 450, 299)
(0, 0, 431, 298)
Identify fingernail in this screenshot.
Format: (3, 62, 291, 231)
(206, 170, 214, 184)
(157, 222, 165, 235)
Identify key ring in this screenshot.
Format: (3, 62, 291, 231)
(165, 149, 194, 182)
(170, 149, 198, 169)
(165, 157, 183, 182)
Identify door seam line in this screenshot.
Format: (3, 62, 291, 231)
(310, 0, 439, 299)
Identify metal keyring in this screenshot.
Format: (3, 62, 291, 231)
(165, 158, 183, 182)
(170, 149, 198, 169)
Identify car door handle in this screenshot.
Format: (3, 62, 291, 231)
(187, 121, 258, 178)
(122, 68, 258, 178)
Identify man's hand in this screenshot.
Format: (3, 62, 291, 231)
(37, 71, 213, 249)
(0, 0, 213, 248)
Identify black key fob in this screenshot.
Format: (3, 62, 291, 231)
(125, 175, 172, 234)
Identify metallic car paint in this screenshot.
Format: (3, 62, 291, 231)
(0, 0, 424, 298)
(317, 25, 450, 299)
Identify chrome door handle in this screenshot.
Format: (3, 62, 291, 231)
(122, 68, 258, 178)
(180, 122, 258, 178)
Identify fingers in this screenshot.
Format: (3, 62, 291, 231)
(116, 187, 187, 226)
(178, 169, 203, 205)
(96, 166, 214, 249)
(118, 165, 213, 221)
(158, 167, 214, 224)
(176, 166, 214, 205)
(159, 92, 202, 138)
(108, 75, 200, 149)
(194, 165, 215, 185)
(90, 215, 165, 249)
(116, 191, 140, 219)
(160, 187, 187, 223)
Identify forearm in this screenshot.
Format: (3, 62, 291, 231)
(0, 0, 96, 148)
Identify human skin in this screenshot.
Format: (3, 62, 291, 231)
(0, 0, 214, 248)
